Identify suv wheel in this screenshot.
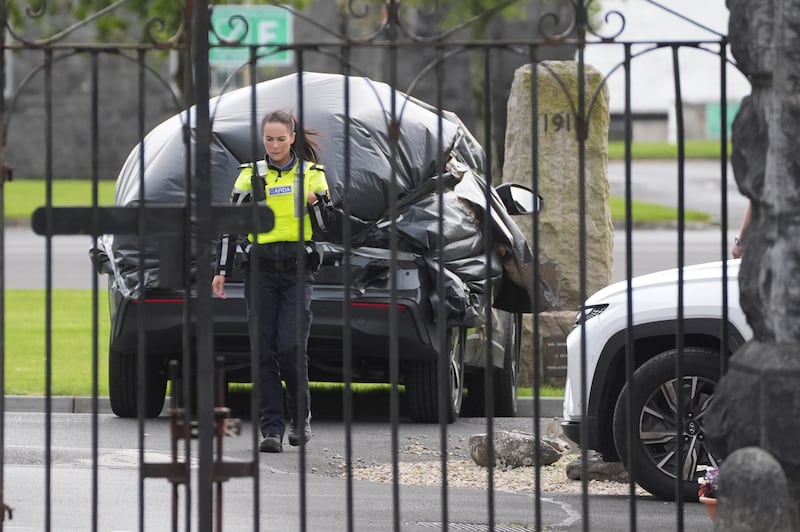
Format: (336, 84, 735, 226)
(494, 313, 521, 417)
(612, 348, 720, 501)
(405, 327, 465, 423)
(108, 348, 167, 418)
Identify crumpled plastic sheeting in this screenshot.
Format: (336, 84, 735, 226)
(100, 71, 556, 319)
(397, 189, 498, 326)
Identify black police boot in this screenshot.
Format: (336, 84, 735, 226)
(288, 421, 311, 447)
(259, 434, 283, 453)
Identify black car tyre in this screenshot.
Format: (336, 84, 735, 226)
(108, 348, 167, 418)
(405, 327, 465, 423)
(463, 314, 521, 417)
(612, 348, 720, 502)
(494, 313, 521, 417)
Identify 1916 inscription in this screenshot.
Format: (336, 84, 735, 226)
(541, 112, 573, 133)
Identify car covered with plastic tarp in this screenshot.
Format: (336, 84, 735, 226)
(95, 72, 555, 422)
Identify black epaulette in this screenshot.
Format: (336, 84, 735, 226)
(309, 163, 325, 172)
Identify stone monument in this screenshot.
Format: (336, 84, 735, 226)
(503, 60, 613, 386)
(704, 2, 800, 530)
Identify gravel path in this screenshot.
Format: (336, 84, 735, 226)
(343, 440, 650, 497)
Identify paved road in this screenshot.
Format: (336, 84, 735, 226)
(608, 159, 748, 228)
(3, 224, 738, 289)
(607, 159, 747, 282)
(3, 411, 712, 531)
(611, 228, 735, 282)
(3, 227, 101, 289)
(4, 159, 747, 289)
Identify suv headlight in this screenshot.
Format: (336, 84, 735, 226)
(574, 304, 608, 326)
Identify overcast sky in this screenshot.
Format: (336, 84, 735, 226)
(582, 0, 751, 112)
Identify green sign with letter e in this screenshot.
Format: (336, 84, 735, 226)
(209, 5, 293, 67)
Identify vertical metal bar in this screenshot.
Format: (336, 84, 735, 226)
(340, 55, 355, 532)
(180, 6, 195, 532)
(247, 45, 261, 532)
(623, 42, 638, 531)
(481, 46, 496, 532)
(575, 17, 589, 532)
(135, 48, 147, 532)
(719, 39, 730, 376)
(433, 45, 449, 531)
(43, 47, 54, 532)
(294, 65, 309, 532)
(528, 47, 542, 532)
(191, 0, 215, 528)
(180, 55, 193, 532)
(0, 4, 6, 529)
(90, 50, 100, 532)
(671, 44, 686, 525)
(385, 2, 401, 531)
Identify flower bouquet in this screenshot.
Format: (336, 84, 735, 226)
(698, 467, 719, 522)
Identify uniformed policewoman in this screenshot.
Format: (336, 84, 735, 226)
(212, 110, 334, 453)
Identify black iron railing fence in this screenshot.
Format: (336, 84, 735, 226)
(0, 1, 739, 531)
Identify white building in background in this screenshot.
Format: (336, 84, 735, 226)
(583, 0, 751, 142)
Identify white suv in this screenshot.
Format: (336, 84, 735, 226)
(561, 260, 752, 501)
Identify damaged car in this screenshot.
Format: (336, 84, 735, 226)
(95, 72, 554, 422)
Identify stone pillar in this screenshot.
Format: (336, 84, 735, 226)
(503, 61, 613, 387)
(704, 2, 800, 529)
(503, 60, 613, 310)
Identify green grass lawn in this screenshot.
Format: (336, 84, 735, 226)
(3, 179, 116, 219)
(5, 289, 110, 395)
(5, 288, 565, 396)
(609, 196, 710, 225)
(608, 139, 731, 160)
(4, 176, 710, 226)
(5, 288, 564, 398)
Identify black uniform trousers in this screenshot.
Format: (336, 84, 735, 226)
(244, 252, 313, 439)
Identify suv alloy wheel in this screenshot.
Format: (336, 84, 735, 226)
(612, 348, 721, 501)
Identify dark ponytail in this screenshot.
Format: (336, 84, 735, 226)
(261, 110, 320, 163)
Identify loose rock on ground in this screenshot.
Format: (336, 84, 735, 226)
(341, 428, 649, 497)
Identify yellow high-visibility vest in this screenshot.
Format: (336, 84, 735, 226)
(233, 159, 329, 244)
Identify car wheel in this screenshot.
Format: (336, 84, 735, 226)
(494, 313, 521, 417)
(405, 327, 465, 423)
(464, 314, 521, 417)
(108, 348, 167, 418)
(613, 348, 721, 501)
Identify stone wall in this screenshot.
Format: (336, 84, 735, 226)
(705, 1, 800, 527)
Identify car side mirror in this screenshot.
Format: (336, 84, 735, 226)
(495, 183, 543, 215)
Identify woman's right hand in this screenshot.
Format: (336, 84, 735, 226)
(212, 274, 227, 299)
